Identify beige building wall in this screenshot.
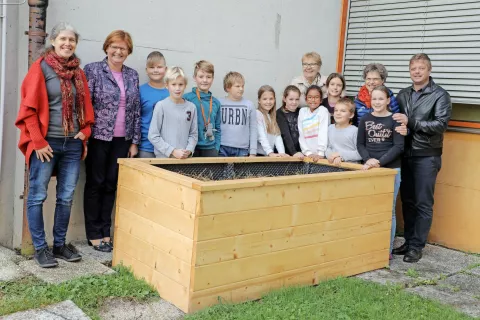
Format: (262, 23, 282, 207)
(1, 0, 342, 248)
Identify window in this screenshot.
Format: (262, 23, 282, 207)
(341, 0, 480, 106)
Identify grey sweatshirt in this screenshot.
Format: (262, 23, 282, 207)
(325, 124, 362, 162)
(148, 97, 198, 158)
(218, 97, 257, 154)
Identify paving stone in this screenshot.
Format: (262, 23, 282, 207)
(98, 297, 184, 320)
(0, 300, 90, 320)
(71, 240, 113, 266)
(19, 255, 114, 284)
(406, 285, 480, 318)
(0, 247, 28, 281)
(389, 238, 480, 281)
(469, 266, 480, 277)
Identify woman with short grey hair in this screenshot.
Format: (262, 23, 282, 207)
(354, 63, 400, 125)
(15, 22, 94, 268)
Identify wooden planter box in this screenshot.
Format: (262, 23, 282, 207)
(113, 158, 396, 313)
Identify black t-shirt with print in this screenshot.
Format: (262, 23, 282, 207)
(357, 113, 404, 168)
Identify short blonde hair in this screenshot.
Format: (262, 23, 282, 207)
(302, 52, 322, 67)
(146, 51, 165, 67)
(336, 97, 355, 114)
(103, 30, 133, 55)
(194, 60, 214, 77)
(223, 71, 244, 92)
(409, 53, 432, 71)
(165, 66, 187, 85)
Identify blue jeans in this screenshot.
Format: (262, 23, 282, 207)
(27, 137, 82, 250)
(391, 168, 401, 253)
(219, 145, 249, 157)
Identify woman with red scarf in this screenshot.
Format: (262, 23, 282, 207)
(354, 63, 400, 126)
(15, 22, 94, 268)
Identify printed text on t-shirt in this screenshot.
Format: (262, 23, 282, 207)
(365, 121, 392, 143)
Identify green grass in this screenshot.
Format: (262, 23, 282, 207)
(186, 277, 473, 320)
(0, 265, 158, 320)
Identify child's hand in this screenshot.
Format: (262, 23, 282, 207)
(327, 152, 340, 164)
(293, 152, 304, 159)
(172, 149, 185, 159)
(249, 154, 257, 157)
(332, 156, 342, 166)
(268, 153, 281, 158)
(182, 150, 192, 159)
(395, 124, 408, 136)
(364, 158, 380, 169)
(279, 153, 291, 157)
(309, 154, 323, 162)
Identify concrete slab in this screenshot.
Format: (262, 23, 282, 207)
(388, 238, 480, 281)
(406, 285, 480, 318)
(0, 300, 90, 320)
(98, 298, 184, 320)
(71, 240, 113, 266)
(19, 256, 114, 284)
(469, 266, 480, 277)
(0, 247, 28, 281)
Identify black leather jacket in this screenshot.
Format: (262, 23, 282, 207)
(397, 78, 452, 157)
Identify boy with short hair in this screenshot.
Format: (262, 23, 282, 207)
(218, 72, 257, 157)
(183, 60, 221, 157)
(138, 51, 169, 158)
(148, 67, 198, 158)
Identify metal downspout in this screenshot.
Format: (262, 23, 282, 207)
(21, 0, 48, 255)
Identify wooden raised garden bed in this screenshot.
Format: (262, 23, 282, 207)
(112, 158, 396, 313)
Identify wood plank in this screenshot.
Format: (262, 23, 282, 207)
(200, 176, 394, 215)
(112, 247, 154, 283)
(116, 207, 193, 263)
(188, 249, 388, 312)
(122, 157, 303, 165)
(430, 183, 480, 253)
(193, 231, 389, 291)
(197, 165, 396, 192)
(197, 193, 393, 240)
(151, 269, 190, 313)
(117, 186, 195, 239)
(118, 159, 198, 188)
(114, 228, 192, 288)
(195, 212, 390, 266)
(118, 165, 199, 214)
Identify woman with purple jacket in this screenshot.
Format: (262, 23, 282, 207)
(83, 30, 140, 252)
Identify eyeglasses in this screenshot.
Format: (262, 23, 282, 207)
(306, 96, 321, 100)
(302, 63, 319, 68)
(366, 77, 382, 83)
(109, 45, 128, 53)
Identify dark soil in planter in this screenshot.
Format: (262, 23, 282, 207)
(153, 162, 352, 181)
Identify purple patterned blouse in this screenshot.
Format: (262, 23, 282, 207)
(84, 58, 141, 144)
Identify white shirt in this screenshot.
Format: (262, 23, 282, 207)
(298, 106, 329, 157)
(256, 110, 285, 155)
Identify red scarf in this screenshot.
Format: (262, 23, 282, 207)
(357, 85, 371, 109)
(44, 51, 86, 135)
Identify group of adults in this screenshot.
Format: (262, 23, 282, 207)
(15, 22, 451, 268)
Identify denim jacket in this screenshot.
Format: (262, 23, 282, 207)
(84, 58, 141, 144)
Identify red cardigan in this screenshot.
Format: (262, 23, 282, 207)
(15, 57, 95, 167)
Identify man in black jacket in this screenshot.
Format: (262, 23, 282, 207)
(391, 53, 452, 263)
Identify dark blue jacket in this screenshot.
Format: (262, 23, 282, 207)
(354, 88, 400, 126)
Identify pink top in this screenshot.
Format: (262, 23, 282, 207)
(112, 70, 127, 137)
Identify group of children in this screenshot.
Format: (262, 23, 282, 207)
(139, 51, 404, 259)
(141, 51, 402, 168)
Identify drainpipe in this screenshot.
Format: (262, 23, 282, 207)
(21, 0, 48, 255)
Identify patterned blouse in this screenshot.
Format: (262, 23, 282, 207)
(83, 58, 141, 144)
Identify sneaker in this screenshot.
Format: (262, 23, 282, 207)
(34, 247, 58, 268)
(91, 240, 112, 253)
(53, 244, 82, 262)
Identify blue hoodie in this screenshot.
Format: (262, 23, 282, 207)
(354, 88, 400, 126)
(184, 88, 222, 150)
